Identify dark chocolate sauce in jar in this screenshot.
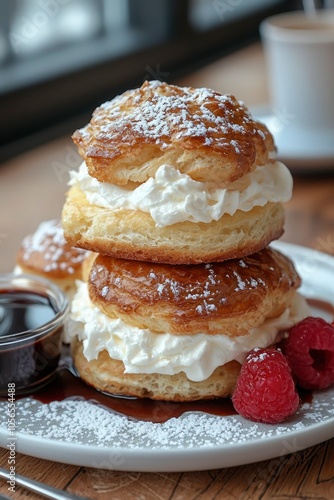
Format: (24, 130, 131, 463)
(0, 288, 63, 395)
(0, 290, 57, 335)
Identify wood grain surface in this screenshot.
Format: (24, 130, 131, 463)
(0, 42, 333, 499)
(0, 439, 334, 499)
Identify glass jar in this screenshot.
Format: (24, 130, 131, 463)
(0, 273, 69, 395)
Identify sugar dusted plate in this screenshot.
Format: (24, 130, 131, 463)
(0, 242, 333, 472)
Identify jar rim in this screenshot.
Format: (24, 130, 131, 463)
(0, 273, 69, 346)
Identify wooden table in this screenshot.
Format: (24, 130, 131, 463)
(0, 43, 334, 499)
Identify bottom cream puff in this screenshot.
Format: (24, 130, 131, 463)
(72, 337, 241, 401)
(67, 249, 309, 401)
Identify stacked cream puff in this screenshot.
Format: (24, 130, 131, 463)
(62, 81, 309, 401)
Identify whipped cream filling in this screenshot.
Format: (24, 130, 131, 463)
(69, 160, 293, 228)
(13, 265, 23, 275)
(67, 281, 309, 382)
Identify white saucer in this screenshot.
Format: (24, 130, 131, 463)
(251, 106, 334, 172)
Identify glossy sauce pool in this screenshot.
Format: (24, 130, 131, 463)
(33, 364, 237, 423)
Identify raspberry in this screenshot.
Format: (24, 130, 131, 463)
(232, 348, 299, 424)
(282, 317, 334, 390)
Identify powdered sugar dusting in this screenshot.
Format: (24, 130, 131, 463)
(153, 264, 219, 316)
(20, 220, 89, 275)
(248, 350, 271, 363)
(233, 270, 264, 292)
(156, 278, 182, 299)
(79, 81, 270, 158)
(0, 390, 332, 451)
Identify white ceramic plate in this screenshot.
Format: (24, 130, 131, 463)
(251, 106, 334, 171)
(0, 242, 333, 472)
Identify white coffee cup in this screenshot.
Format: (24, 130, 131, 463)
(260, 10, 334, 160)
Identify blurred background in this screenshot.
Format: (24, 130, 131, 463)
(0, 0, 309, 162)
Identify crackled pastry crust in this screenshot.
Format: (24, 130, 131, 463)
(62, 185, 285, 264)
(16, 219, 90, 294)
(72, 81, 275, 186)
(87, 247, 301, 336)
(72, 337, 241, 401)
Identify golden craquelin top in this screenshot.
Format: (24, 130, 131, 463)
(72, 80, 275, 187)
(87, 247, 301, 336)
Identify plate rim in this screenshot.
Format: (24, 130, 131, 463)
(0, 410, 333, 471)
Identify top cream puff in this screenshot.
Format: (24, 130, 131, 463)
(63, 81, 292, 264)
(72, 81, 275, 187)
